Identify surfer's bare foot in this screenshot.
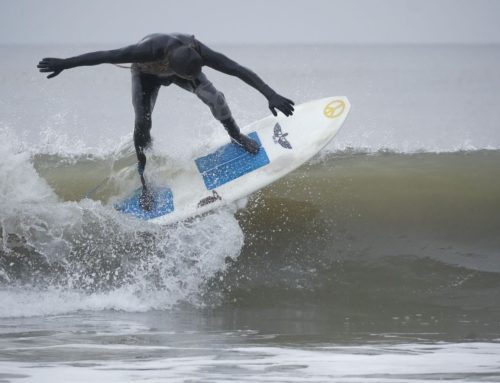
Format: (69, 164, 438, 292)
(139, 187, 155, 211)
(232, 134, 260, 154)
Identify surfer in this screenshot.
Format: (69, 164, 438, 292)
(37, 33, 295, 209)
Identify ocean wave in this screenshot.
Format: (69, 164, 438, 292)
(0, 135, 244, 317)
(1, 129, 499, 317)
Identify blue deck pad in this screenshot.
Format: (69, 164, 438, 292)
(195, 132, 270, 190)
(115, 187, 174, 220)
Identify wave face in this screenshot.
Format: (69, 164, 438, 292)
(216, 151, 500, 335)
(1, 130, 499, 322)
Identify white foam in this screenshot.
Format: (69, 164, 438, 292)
(0, 342, 498, 382)
(0, 207, 243, 317)
(0, 130, 244, 318)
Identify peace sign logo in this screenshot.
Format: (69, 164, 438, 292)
(323, 99, 345, 119)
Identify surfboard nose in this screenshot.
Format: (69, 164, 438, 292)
(322, 96, 350, 120)
(288, 96, 350, 125)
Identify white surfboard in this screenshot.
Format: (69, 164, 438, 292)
(115, 96, 350, 224)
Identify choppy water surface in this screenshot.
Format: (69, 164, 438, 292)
(1, 44, 499, 382)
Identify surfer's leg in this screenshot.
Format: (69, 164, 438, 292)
(174, 74, 259, 154)
(132, 71, 160, 180)
(131, 71, 161, 211)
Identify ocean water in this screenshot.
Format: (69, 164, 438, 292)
(1, 44, 500, 382)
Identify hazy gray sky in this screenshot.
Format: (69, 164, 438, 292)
(1, 0, 499, 45)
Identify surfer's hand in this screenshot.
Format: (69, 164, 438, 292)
(268, 93, 295, 117)
(37, 58, 66, 79)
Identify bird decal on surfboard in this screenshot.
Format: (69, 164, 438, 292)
(273, 123, 292, 149)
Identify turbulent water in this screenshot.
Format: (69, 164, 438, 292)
(1, 44, 500, 382)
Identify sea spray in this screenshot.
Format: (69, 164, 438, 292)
(0, 131, 244, 317)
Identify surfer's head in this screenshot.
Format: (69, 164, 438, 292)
(169, 46, 202, 79)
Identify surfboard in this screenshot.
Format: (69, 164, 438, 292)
(114, 96, 350, 224)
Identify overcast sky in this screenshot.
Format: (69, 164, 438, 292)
(1, 0, 499, 45)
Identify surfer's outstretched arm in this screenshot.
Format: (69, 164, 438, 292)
(37, 42, 158, 79)
(197, 42, 295, 117)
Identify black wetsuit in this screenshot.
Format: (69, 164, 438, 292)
(38, 33, 295, 206)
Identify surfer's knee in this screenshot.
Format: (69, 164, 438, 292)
(195, 83, 232, 121)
